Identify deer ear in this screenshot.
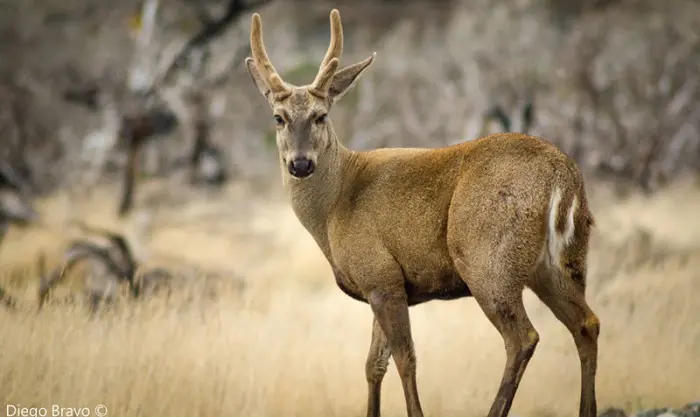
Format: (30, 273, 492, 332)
(245, 58, 272, 100)
(328, 52, 375, 102)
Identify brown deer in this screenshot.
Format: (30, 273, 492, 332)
(244, 9, 600, 417)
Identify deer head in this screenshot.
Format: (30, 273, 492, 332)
(245, 9, 375, 179)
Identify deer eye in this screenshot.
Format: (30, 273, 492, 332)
(274, 115, 285, 126)
(315, 114, 328, 125)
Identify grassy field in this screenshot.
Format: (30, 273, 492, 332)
(1, 177, 699, 417)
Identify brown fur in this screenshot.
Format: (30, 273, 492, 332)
(245, 9, 600, 417)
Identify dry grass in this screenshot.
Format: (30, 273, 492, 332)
(1, 177, 699, 417)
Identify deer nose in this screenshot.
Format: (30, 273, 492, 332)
(288, 157, 315, 178)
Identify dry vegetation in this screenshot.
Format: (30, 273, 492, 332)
(1, 175, 700, 417)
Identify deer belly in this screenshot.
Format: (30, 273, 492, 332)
(330, 263, 368, 303)
(404, 265, 472, 306)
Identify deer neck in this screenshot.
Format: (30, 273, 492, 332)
(282, 128, 354, 259)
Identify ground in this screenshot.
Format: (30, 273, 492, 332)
(0, 176, 699, 417)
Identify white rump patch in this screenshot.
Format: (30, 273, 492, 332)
(547, 187, 579, 268)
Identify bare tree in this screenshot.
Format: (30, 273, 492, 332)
(559, 3, 700, 192)
(37, 222, 140, 312)
(64, 0, 274, 217)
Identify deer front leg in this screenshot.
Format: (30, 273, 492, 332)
(368, 289, 424, 417)
(366, 316, 391, 417)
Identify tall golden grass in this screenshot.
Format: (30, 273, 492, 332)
(1, 177, 699, 417)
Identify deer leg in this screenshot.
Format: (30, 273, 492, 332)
(368, 290, 424, 417)
(365, 316, 391, 417)
(454, 259, 539, 417)
(530, 271, 599, 417)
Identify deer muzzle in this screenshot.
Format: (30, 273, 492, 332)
(287, 157, 315, 178)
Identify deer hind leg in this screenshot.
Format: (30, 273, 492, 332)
(368, 289, 424, 417)
(453, 257, 539, 417)
(365, 316, 391, 417)
(530, 261, 599, 417)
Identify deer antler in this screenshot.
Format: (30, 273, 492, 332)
(248, 13, 288, 96)
(309, 9, 344, 96)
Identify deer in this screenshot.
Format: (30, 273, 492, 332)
(244, 9, 600, 417)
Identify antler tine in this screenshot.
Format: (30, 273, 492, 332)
(310, 9, 344, 95)
(319, 9, 344, 72)
(249, 13, 287, 93)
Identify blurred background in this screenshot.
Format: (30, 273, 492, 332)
(2, 0, 699, 192)
(0, 1, 699, 416)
